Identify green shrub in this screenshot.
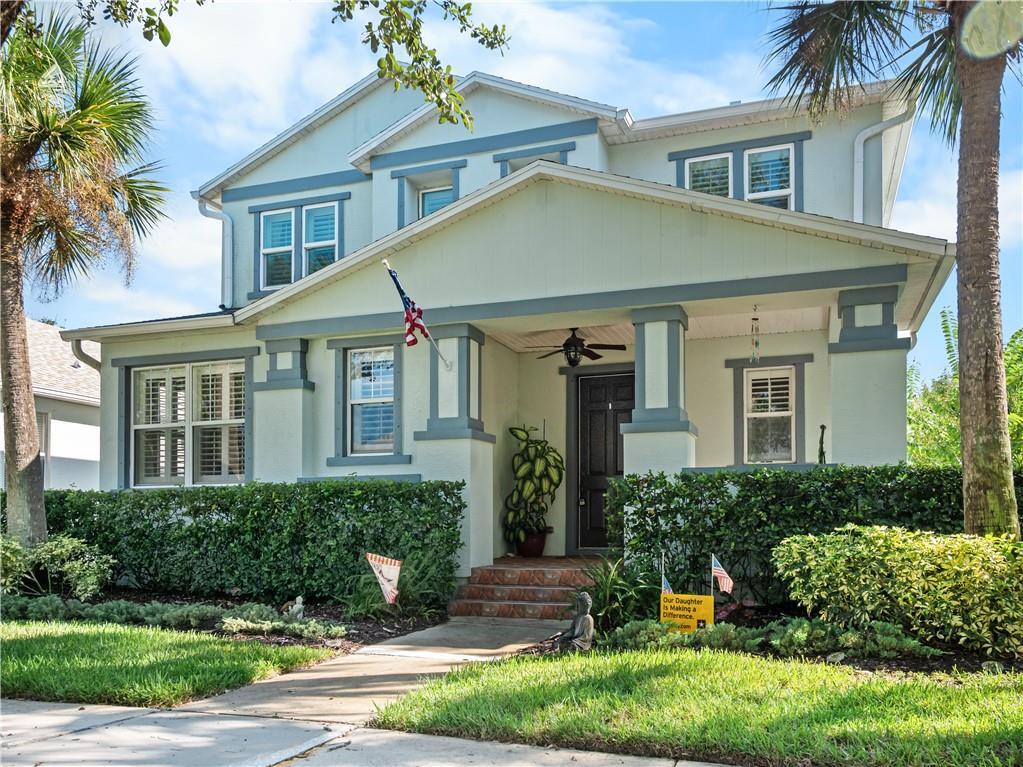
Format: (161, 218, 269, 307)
(0, 593, 30, 619)
(773, 525, 1023, 656)
(4, 480, 464, 608)
(604, 616, 939, 659)
(25, 594, 70, 621)
(605, 466, 1014, 603)
(581, 557, 661, 633)
(6, 535, 115, 601)
(220, 616, 347, 640)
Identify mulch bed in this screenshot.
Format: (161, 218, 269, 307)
(99, 587, 445, 653)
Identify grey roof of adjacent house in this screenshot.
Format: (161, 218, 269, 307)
(20, 320, 101, 406)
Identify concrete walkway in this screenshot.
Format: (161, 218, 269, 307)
(1, 618, 731, 766)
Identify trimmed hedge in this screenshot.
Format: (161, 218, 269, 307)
(2, 480, 464, 606)
(774, 525, 1023, 656)
(606, 465, 1023, 604)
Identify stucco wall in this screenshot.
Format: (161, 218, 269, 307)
(0, 396, 100, 490)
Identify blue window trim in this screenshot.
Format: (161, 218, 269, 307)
(326, 334, 411, 467)
(223, 170, 369, 203)
(249, 192, 350, 301)
(392, 160, 466, 229)
(493, 141, 576, 178)
(668, 131, 811, 212)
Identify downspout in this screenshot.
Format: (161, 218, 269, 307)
(71, 339, 101, 372)
(853, 98, 916, 224)
(193, 192, 234, 310)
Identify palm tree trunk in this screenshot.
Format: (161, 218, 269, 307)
(0, 1, 24, 48)
(1, 184, 47, 545)
(955, 43, 1020, 539)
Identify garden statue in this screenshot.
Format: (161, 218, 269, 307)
(281, 596, 305, 620)
(556, 591, 594, 652)
(818, 424, 827, 465)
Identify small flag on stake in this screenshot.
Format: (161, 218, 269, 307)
(366, 552, 402, 605)
(661, 573, 673, 594)
(711, 555, 733, 594)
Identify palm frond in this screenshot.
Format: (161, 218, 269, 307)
(939, 306, 959, 376)
(890, 25, 960, 144)
(115, 162, 168, 239)
(764, 1, 912, 117)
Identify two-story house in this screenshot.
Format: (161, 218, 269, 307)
(63, 70, 953, 575)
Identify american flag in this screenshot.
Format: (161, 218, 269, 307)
(366, 552, 402, 604)
(661, 574, 673, 594)
(386, 265, 429, 346)
(711, 555, 734, 594)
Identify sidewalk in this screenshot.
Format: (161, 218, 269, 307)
(1, 618, 732, 766)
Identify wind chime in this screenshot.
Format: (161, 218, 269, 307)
(749, 304, 761, 363)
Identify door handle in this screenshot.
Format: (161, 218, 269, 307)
(578, 498, 586, 506)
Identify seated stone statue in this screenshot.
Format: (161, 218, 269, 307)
(556, 591, 595, 652)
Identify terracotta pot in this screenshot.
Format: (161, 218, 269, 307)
(516, 531, 547, 558)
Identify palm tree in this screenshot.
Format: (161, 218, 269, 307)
(1, 10, 165, 544)
(765, 1, 1020, 538)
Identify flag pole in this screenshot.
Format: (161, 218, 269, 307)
(381, 259, 452, 371)
(709, 553, 714, 604)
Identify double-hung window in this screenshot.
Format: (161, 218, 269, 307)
(419, 186, 455, 218)
(684, 152, 732, 197)
(303, 203, 337, 275)
(347, 347, 395, 455)
(261, 209, 294, 289)
(744, 367, 795, 464)
(745, 144, 794, 209)
(132, 361, 246, 486)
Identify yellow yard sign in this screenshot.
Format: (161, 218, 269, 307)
(660, 593, 714, 633)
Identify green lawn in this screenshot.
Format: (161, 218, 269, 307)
(376, 649, 1023, 767)
(0, 620, 331, 707)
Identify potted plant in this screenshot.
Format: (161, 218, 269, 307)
(502, 425, 565, 557)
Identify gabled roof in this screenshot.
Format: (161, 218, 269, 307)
(194, 70, 391, 200)
(347, 71, 622, 172)
(17, 320, 101, 405)
(234, 161, 953, 327)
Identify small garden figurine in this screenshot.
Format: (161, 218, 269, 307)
(556, 592, 595, 652)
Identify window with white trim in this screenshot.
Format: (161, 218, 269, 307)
(35, 412, 50, 488)
(260, 209, 294, 289)
(303, 202, 337, 275)
(744, 367, 795, 464)
(745, 144, 794, 209)
(419, 186, 455, 218)
(685, 152, 732, 197)
(132, 361, 246, 486)
(347, 347, 395, 455)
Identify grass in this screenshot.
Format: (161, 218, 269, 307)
(0, 620, 331, 707)
(376, 648, 1023, 767)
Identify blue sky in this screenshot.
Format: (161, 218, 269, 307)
(26, 0, 1022, 381)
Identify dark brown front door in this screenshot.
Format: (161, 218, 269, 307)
(577, 374, 634, 549)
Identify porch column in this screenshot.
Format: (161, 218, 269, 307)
(828, 286, 910, 464)
(413, 324, 495, 577)
(252, 338, 315, 481)
(622, 306, 698, 474)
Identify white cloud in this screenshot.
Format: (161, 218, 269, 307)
(79, 279, 206, 323)
(137, 193, 221, 272)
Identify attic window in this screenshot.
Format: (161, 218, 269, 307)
(419, 186, 455, 218)
(745, 145, 793, 210)
(685, 152, 732, 197)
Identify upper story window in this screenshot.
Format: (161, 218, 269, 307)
(260, 210, 294, 289)
(685, 152, 732, 197)
(744, 366, 794, 464)
(348, 347, 395, 455)
(419, 186, 455, 218)
(303, 203, 338, 275)
(745, 144, 793, 210)
(132, 361, 246, 486)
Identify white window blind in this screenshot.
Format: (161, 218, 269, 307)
(261, 210, 294, 289)
(132, 361, 245, 486)
(347, 347, 395, 455)
(744, 367, 795, 464)
(685, 153, 732, 197)
(745, 145, 793, 209)
(303, 203, 337, 275)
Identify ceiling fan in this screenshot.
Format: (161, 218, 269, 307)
(529, 328, 627, 367)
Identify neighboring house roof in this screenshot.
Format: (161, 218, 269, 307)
(16, 320, 101, 406)
(194, 70, 392, 200)
(347, 71, 622, 171)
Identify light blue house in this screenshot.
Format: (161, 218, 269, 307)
(64, 70, 953, 573)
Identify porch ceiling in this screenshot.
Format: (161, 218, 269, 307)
(484, 306, 830, 352)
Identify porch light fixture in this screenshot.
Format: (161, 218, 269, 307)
(563, 342, 583, 367)
(530, 328, 626, 367)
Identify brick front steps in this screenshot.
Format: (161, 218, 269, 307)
(448, 557, 594, 620)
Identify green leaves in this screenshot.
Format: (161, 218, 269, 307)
(10, 480, 465, 609)
(774, 524, 1023, 655)
(501, 426, 565, 543)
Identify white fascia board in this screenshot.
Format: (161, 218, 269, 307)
(194, 71, 387, 199)
(346, 71, 620, 171)
(33, 387, 101, 408)
(907, 244, 956, 334)
(236, 161, 951, 325)
(610, 81, 894, 144)
(60, 313, 235, 342)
